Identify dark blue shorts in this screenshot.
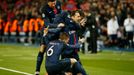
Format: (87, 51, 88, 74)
(109, 34, 117, 41)
(45, 58, 71, 75)
(126, 32, 133, 40)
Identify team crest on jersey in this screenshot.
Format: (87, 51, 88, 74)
(49, 11, 52, 14)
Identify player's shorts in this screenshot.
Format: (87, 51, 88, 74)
(45, 58, 71, 75)
(126, 32, 133, 40)
(109, 34, 117, 41)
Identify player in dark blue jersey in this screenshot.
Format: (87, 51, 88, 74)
(53, 10, 87, 75)
(63, 10, 87, 75)
(35, 0, 63, 75)
(41, 0, 62, 27)
(45, 32, 84, 75)
(54, 10, 85, 60)
(35, 25, 64, 75)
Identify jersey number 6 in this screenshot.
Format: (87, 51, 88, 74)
(47, 45, 54, 56)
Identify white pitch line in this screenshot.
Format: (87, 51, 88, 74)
(0, 67, 33, 75)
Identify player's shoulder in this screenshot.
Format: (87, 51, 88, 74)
(60, 11, 70, 18)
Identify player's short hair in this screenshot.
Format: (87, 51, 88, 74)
(70, 10, 85, 17)
(59, 32, 69, 41)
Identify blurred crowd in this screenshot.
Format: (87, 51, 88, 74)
(0, 0, 134, 48)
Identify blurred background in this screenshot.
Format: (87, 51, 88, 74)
(0, 0, 134, 50)
(0, 0, 134, 49)
(0, 0, 134, 75)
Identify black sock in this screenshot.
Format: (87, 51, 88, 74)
(36, 52, 44, 72)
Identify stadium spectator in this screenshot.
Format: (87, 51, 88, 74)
(4, 19, 13, 41)
(116, 2, 126, 26)
(0, 18, 5, 42)
(117, 27, 127, 48)
(0, 0, 133, 49)
(11, 19, 21, 43)
(124, 13, 134, 48)
(107, 11, 119, 47)
(23, 17, 29, 45)
(29, 18, 38, 44)
(62, 0, 78, 11)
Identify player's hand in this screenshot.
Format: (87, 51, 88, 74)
(43, 26, 49, 36)
(80, 18, 87, 27)
(58, 23, 65, 28)
(79, 37, 85, 43)
(70, 58, 77, 64)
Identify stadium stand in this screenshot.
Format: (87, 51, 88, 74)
(0, 0, 134, 49)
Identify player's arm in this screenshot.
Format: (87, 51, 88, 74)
(62, 43, 81, 55)
(48, 28, 62, 33)
(66, 43, 81, 49)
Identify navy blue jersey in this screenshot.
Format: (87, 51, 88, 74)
(45, 40, 71, 74)
(53, 11, 82, 60)
(62, 15, 81, 60)
(45, 40, 80, 65)
(41, 4, 55, 23)
(46, 40, 64, 63)
(41, 2, 61, 27)
(54, 11, 80, 43)
(53, 11, 81, 40)
(45, 40, 81, 74)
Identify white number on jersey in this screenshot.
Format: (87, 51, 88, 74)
(47, 45, 54, 56)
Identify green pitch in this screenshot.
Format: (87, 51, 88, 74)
(0, 43, 134, 75)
